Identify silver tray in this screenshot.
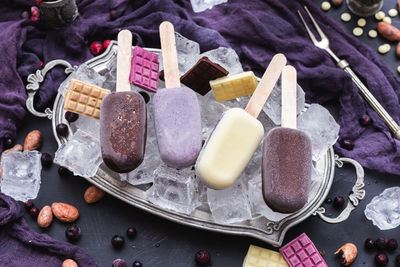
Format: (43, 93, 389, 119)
(25, 41, 366, 247)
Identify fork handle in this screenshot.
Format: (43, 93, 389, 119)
(337, 59, 400, 139)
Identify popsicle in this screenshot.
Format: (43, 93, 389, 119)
(100, 30, 147, 173)
(129, 46, 159, 93)
(152, 21, 202, 169)
(210, 71, 257, 102)
(262, 66, 312, 213)
(196, 54, 287, 189)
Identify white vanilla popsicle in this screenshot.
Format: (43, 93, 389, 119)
(196, 54, 287, 189)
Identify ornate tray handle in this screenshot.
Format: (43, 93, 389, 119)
(313, 155, 366, 223)
(26, 59, 77, 119)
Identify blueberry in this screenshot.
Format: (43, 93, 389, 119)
(139, 92, 150, 104)
(158, 70, 164, 81)
(41, 153, 53, 167)
(340, 138, 354, 151)
(58, 167, 69, 176)
(132, 261, 142, 267)
(64, 111, 79, 123)
(112, 259, 126, 267)
(126, 227, 137, 239)
(359, 114, 371, 126)
(195, 250, 211, 265)
(325, 198, 332, 204)
(24, 201, 34, 211)
(333, 196, 345, 209)
(29, 206, 39, 218)
(365, 238, 375, 250)
(3, 134, 14, 149)
(65, 224, 81, 241)
(56, 123, 68, 137)
(110, 9, 118, 20)
(387, 239, 398, 251)
(375, 253, 388, 266)
(376, 238, 387, 250)
(395, 255, 400, 266)
(21, 11, 30, 19)
(111, 235, 124, 248)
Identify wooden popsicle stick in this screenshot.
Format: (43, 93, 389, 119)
(116, 30, 132, 92)
(245, 54, 287, 118)
(281, 65, 297, 129)
(159, 21, 180, 89)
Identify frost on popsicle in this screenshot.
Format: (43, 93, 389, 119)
(0, 151, 42, 202)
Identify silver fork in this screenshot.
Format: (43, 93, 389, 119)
(298, 6, 400, 140)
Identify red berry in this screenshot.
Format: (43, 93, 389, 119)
(90, 41, 104, 56)
(387, 239, 398, 251)
(340, 138, 354, 150)
(40, 61, 44, 68)
(29, 206, 39, 218)
(195, 250, 211, 265)
(30, 6, 40, 21)
(36, 0, 42, 5)
(103, 40, 111, 51)
(375, 253, 389, 266)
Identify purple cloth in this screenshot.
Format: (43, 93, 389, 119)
(1, 3, 399, 170)
(0, 193, 99, 266)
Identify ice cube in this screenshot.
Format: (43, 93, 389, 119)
(201, 47, 243, 75)
(190, 0, 228, 12)
(263, 78, 306, 125)
(207, 182, 252, 224)
(70, 115, 100, 140)
(175, 32, 201, 75)
(119, 101, 161, 185)
(365, 187, 400, 230)
(1, 151, 42, 201)
(297, 104, 340, 161)
(146, 165, 202, 214)
(54, 130, 102, 178)
(59, 64, 106, 95)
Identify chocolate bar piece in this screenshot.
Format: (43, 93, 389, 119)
(180, 56, 229, 96)
(129, 46, 160, 93)
(243, 245, 288, 267)
(64, 79, 110, 119)
(210, 71, 258, 102)
(280, 233, 328, 267)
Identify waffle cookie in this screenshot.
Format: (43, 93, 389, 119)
(129, 46, 160, 93)
(280, 233, 327, 267)
(243, 245, 288, 267)
(180, 56, 229, 96)
(64, 79, 110, 119)
(210, 71, 257, 102)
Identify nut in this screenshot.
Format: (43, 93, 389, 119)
(24, 130, 42, 151)
(377, 22, 400, 41)
(397, 43, 400, 58)
(0, 167, 2, 180)
(84, 185, 105, 204)
(62, 259, 78, 267)
(37, 205, 53, 228)
(332, 0, 343, 6)
(335, 243, 357, 266)
(51, 202, 79, 223)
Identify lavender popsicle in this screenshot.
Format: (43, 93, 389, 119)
(100, 30, 147, 173)
(153, 21, 202, 168)
(262, 66, 311, 213)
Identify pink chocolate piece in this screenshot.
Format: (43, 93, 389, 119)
(129, 46, 159, 93)
(279, 233, 327, 267)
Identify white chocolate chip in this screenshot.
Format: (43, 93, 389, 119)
(341, 13, 351, 22)
(397, 65, 400, 73)
(353, 27, 363, 37)
(378, 44, 391, 54)
(368, 29, 378, 38)
(375, 11, 385, 20)
(383, 16, 392, 24)
(321, 1, 331, 11)
(357, 18, 367, 27)
(389, 9, 398, 17)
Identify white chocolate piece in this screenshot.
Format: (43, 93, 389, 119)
(243, 245, 288, 267)
(357, 18, 366, 27)
(368, 29, 378, 38)
(375, 11, 385, 20)
(389, 9, 398, 17)
(321, 1, 331, 11)
(378, 44, 391, 54)
(353, 27, 363, 37)
(341, 13, 351, 22)
(196, 108, 264, 189)
(397, 65, 400, 74)
(383, 16, 392, 24)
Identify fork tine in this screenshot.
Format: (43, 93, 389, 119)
(303, 6, 327, 40)
(297, 10, 318, 45)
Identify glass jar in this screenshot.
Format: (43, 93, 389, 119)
(346, 0, 383, 17)
(39, 0, 79, 29)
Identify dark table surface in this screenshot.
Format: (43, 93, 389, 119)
(16, 1, 400, 266)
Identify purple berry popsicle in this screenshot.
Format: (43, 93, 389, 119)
(153, 22, 202, 169)
(262, 66, 312, 213)
(196, 54, 287, 189)
(100, 30, 147, 173)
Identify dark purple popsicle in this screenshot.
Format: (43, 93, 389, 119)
(262, 127, 312, 213)
(100, 92, 147, 173)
